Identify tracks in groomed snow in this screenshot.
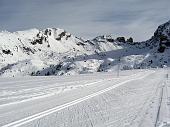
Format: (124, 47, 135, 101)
(0, 80, 104, 108)
(2, 71, 154, 127)
(155, 75, 170, 127)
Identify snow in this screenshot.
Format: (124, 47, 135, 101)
(1, 20, 170, 77)
(0, 69, 169, 127)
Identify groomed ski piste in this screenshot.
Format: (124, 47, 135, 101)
(0, 69, 170, 127)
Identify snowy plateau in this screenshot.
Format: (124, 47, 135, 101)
(0, 20, 170, 127)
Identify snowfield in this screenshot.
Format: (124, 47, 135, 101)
(0, 69, 169, 127)
(1, 20, 170, 77)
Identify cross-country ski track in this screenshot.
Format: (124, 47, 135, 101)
(0, 69, 169, 127)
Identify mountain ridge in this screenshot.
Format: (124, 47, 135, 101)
(0, 20, 170, 77)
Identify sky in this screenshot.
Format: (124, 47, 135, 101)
(0, 0, 170, 41)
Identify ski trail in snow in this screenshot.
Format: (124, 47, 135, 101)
(0, 78, 63, 86)
(155, 76, 170, 127)
(0, 72, 143, 108)
(0, 80, 104, 108)
(2, 71, 154, 127)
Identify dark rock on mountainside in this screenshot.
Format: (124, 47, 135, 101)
(116, 37, 126, 43)
(127, 37, 133, 43)
(153, 20, 170, 52)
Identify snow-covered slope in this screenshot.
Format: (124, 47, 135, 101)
(1, 20, 170, 77)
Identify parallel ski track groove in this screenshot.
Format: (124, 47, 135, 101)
(2, 71, 154, 127)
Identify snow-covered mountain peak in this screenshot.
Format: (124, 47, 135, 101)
(154, 20, 170, 42)
(40, 28, 72, 40)
(92, 34, 134, 44)
(1, 20, 170, 77)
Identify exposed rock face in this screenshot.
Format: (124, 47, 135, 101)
(154, 21, 170, 48)
(116, 37, 126, 43)
(127, 37, 133, 43)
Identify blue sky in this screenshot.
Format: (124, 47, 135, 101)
(0, 0, 170, 41)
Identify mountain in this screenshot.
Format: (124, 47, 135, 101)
(0, 21, 170, 77)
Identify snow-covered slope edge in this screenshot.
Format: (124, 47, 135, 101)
(0, 20, 170, 77)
